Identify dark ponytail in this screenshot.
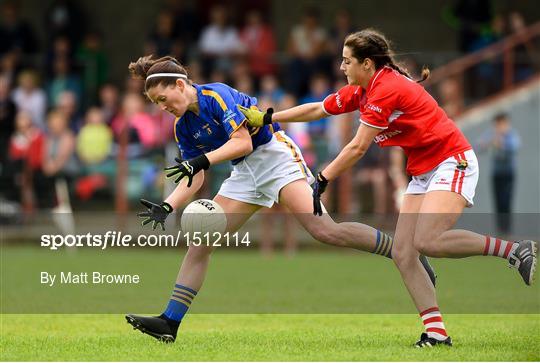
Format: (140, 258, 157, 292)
(128, 55, 190, 90)
(344, 29, 430, 83)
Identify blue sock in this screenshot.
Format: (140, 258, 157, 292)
(373, 230, 393, 258)
(163, 284, 198, 322)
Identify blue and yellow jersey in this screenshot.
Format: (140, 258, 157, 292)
(174, 83, 280, 165)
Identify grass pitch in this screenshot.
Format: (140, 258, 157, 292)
(1, 247, 539, 360)
(1, 314, 539, 361)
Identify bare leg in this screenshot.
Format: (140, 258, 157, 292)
(412, 191, 491, 258)
(174, 195, 261, 290)
(279, 179, 379, 252)
(391, 194, 437, 311)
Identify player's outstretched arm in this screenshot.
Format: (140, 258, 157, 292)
(238, 102, 326, 127)
(311, 124, 381, 216)
(321, 123, 381, 180)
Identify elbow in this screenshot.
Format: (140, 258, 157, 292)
(350, 144, 368, 158)
(240, 139, 253, 156)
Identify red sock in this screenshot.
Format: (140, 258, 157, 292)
(483, 236, 517, 259)
(420, 307, 448, 341)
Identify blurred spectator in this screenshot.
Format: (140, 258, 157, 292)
(186, 61, 206, 84)
(39, 109, 77, 227)
(198, 5, 243, 75)
(42, 109, 77, 178)
(286, 7, 329, 96)
(508, 11, 538, 82)
(444, 0, 492, 53)
(98, 83, 120, 125)
(231, 60, 254, 94)
(239, 10, 277, 80)
(1, 51, 20, 87)
(300, 73, 331, 170)
(0, 75, 17, 162)
(46, 56, 82, 109)
(477, 112, 521, 233)
(56, 90, 83, 131)
(8, 111, 44, 170)
(44, 35, 73, 76)
(124, 75, 145, 95)
(354, 146, 390, 214)
(234, 73, 255, 95)
(145, 10, 181, 59)
(259, 74, 285, 104)
(437, 77, 464, 119)
(44, 0, 86, 47)
(12, 70, 47, 129)
(76, 30, 109, 108)
(278, 93, 315, 167)
(468, 14, 506, 98)
(8, 111, 45, 209)
(400, 57, 422, 81)
(0, 75, 17, 199)
(77, 107, 113, 165)
(112, 93, 160, 152)
(165, 0, 201, 46)
(327, 10, 354, 57)
(0, 1, 38, 67)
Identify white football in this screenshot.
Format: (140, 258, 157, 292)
(181, 199, 227, 236)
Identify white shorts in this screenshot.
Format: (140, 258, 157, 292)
(218, 131, 315, 208)
(405, 149, 479, 207)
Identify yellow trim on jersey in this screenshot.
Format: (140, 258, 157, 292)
(173, 117, 181, 143)
(201, 89, 228, 111)
(275, 132, 307, 178)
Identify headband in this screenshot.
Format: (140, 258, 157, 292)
(146, 73, 187, 81)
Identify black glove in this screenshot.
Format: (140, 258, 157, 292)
(164, 155, 210, 186)
(138, 199, 173, 230)
(312, 172, 329, 216)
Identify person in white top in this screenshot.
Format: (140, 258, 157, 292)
(12, 70, 47, 129)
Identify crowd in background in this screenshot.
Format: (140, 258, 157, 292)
(0, 0, 537, 230)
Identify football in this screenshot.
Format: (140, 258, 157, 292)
(180, 199, 227, 236)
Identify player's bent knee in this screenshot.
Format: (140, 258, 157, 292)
(306, 224, 344, 247)
(186, 245, 215, 259)
(391, 246, 418, 269)
(413, 238, 437, 257)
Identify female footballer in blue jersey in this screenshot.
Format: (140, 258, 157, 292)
(125, 55, 435, 343)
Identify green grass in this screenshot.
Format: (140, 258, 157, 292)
(1, 314, 539, 361)
(2, 248, 539, 314)
(1, 247, 539, 360)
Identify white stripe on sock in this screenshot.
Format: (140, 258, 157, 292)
(425, 322, 445, 330)
(427, 331, 448, 341)
(488, 237, 496, 255)
(421, 312, 442, 321)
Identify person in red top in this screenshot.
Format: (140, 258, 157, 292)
(239, 28, 537, 348)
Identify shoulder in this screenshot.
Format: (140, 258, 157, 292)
(199, 83, 234, 111)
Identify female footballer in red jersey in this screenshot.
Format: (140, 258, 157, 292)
(240, 29, 537, 347)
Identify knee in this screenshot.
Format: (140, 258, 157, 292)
(306, 223, 344, 247)
(186, 245, 214, 260)
(391, 242, 417, 270)
(413, 237, 437, 257)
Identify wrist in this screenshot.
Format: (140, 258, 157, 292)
(317, 171, 329, 183)
(263, 108, 274, 125)
(196, 154, 211, 170)
(160, 202, 173, 213)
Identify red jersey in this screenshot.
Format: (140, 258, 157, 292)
(322, 66, 471, 175)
